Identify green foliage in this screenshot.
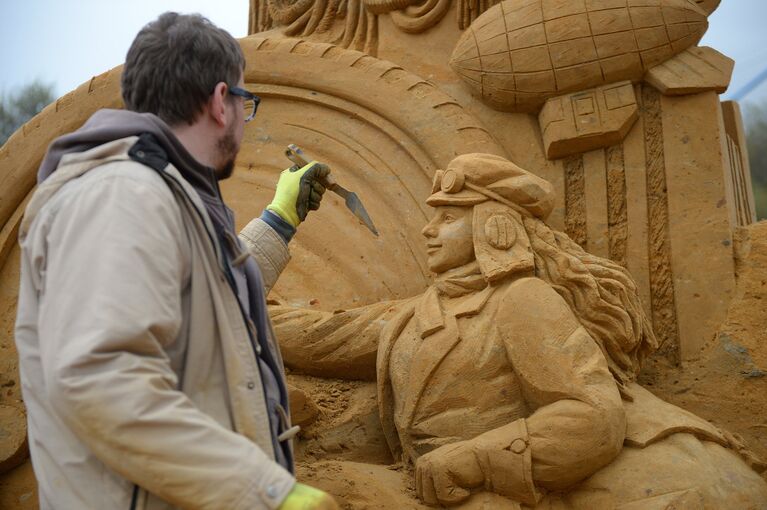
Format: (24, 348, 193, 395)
(0, 81, 55, 147)
(753, 184, 767, 221)
(745, 101, 767, 220)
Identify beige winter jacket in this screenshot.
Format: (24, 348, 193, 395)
(15, 136, 295, 509)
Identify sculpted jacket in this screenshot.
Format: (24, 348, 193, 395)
(271, 264, 736, 504)
(15, 135, 296, 509)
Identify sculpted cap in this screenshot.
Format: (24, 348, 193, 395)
(427, 153, 555, 220)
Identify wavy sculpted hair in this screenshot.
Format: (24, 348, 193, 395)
(519, 216, 659, 386)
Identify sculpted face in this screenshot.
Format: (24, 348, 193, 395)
(421, 206, 475, 274)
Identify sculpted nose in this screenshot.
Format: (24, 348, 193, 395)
(421, 221, 437, 238)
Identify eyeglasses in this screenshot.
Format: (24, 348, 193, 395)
(229, 86, 260, 123)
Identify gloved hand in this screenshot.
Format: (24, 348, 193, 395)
(266, 161, 330, 228)
(278, 482, 339, 510)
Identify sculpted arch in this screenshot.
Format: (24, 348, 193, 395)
(2, 1, 767, 508)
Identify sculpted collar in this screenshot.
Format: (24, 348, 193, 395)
(417, 261, 495, 338)
(433, 261, 487, 298)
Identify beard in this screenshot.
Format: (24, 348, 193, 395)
(214, 121, 239, 180)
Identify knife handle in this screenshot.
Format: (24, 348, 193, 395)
(286, 144, 337, 190)
(321, 172, 338, 191)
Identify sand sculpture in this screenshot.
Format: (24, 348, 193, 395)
(449, 1, 736, 157)
(272, 153, 767, 507)
(247, 0, 751, 366)
(1, 0, 767, 507)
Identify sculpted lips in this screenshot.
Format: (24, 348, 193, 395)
(426, 243, 442, 254)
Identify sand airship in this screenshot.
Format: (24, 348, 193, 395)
(449, 0, 732, 158)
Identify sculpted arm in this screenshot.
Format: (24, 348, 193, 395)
(270, 299, 415, 380)
(416, 277, 625, 506)
(500, 278, 626, 493)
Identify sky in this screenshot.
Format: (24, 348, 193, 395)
(2, 1, 767, 111)
(1, 0, 249, 96)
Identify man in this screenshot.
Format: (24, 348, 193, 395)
(15, 12, 336, 510)
(271, 153, 767, 508)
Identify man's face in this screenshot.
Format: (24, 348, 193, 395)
(421, 206, 475, 274)
(215, 76, 246, 180)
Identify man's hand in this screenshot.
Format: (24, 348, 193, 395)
(279, 482, 339, 510)
(267, 162, 330, 227)
(415, 440, 484, 506)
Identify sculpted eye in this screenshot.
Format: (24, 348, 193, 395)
(443, 214, 455, 222)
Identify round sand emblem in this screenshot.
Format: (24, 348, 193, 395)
(485, 214, 516, 250)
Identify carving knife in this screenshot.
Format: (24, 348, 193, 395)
(285, 144, 379, 237)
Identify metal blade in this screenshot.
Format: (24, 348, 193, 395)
(332, 185, 379, 237)
(286, 144, 379, 237)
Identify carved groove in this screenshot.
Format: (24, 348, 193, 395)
(726, 134, 753, 227)
(564, 155, 587, 249)
(291, 40, 313, 55)
(458, 0, 501, 29)
(641, 86, 680, 362)
(606, 144, 628, 267)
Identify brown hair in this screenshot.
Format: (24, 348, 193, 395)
(121, 12, 245, 126)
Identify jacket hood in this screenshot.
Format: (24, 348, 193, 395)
(38, 109, 219, 196)
(37, 108, 237, 239)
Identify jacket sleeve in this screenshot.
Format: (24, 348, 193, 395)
(36, 168, 293, 510)
(269, 298, 414, 380)
(491, 277, 626, 500)
(239, 217, 290, 294)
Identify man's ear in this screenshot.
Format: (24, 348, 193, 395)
(208, 82, 228, 128)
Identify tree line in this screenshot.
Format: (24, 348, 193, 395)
(0, 81, 55, 147)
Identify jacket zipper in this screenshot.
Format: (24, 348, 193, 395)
(156, 169, 266, 360)
(125, 167, 287, 509)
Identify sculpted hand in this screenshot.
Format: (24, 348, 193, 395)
(278, 482, 339, 510)
(415, 441, 485, 506)
(267, 161, 330, 227)
(415, 420, 537, 507)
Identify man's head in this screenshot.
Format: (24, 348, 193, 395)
(121, 12, 246, 178)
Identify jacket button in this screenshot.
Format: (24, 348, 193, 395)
(510, 438, 527, 454)
(247, 381, 256, 390)
(136, 150, 145, 158)
(266, 484, 279, 499)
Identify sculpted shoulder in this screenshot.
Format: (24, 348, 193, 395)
(497, 276, 581, 341)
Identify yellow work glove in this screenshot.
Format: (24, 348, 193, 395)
(266, 161, 330, 228)
(278, 482, 339, 510)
